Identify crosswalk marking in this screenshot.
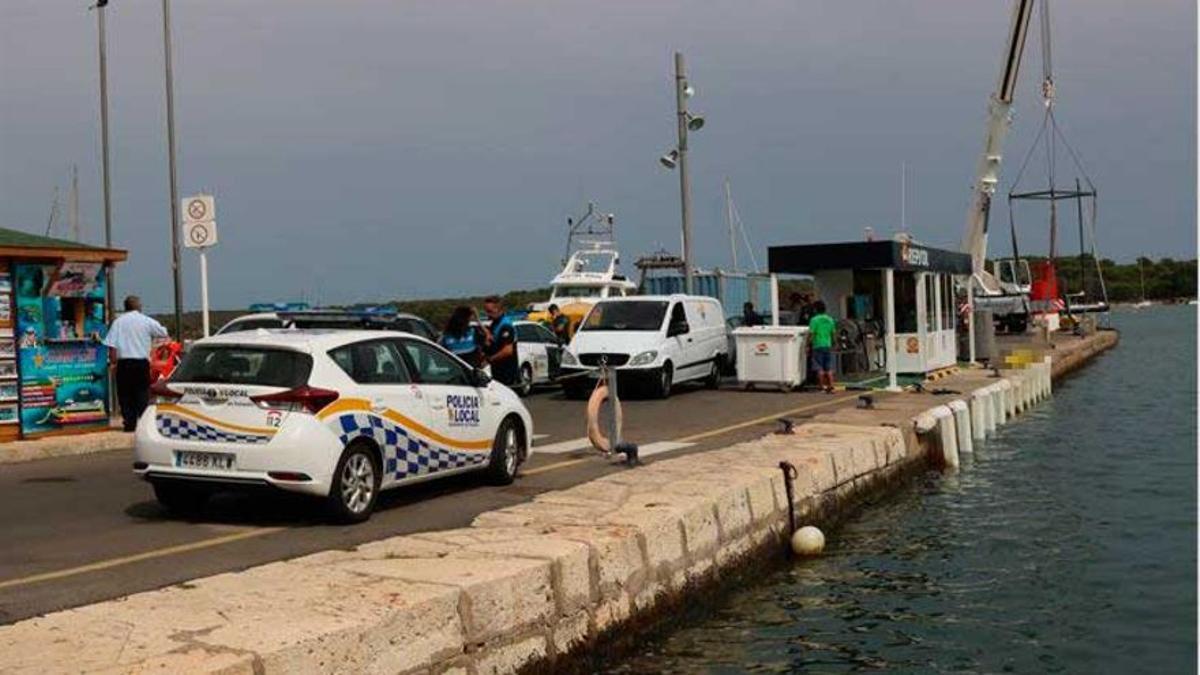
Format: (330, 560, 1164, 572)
(635, 441, 695, 458)
(533, 437, 593, 455)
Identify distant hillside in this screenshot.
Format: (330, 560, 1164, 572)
(154, 257, 1194, 340)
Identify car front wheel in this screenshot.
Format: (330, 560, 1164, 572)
(516, 364, 534, 397)
(485, 417, 523, 485)
(653, 362, 674, 399)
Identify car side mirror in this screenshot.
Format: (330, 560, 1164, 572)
(471, 368, 492, 387)
(668, 320, 690, 337)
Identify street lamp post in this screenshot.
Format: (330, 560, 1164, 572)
(95, 0, 115, 314)
(161, 0, 183, 336)
(674, 52, 694, 295)
(659, 52, 704, 295)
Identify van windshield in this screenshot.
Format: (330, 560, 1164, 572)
(580, 301, 668, 331)
(172, 346, 312, 387)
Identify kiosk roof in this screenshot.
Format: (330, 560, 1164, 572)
(768, 240, 970, 275)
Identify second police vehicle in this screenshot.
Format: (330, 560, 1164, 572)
(134, 329, 533, 522)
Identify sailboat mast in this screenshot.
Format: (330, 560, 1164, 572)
(69, 165, 81, 243)
(725, 179, 738, 272)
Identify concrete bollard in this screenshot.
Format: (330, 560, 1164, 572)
(982, 386, 997, 435)
(999, 379, 1015, 421)
(935, 406, 959, 469)
(949, 399, 973, 454)
(990, 383, 1005, 429)
(970, 390, 988, 441)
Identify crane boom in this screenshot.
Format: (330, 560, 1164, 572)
(961, 0, 1036, 287)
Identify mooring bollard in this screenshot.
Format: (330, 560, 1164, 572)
(950, 399, 973, 454)
(778, 461, 799, 541)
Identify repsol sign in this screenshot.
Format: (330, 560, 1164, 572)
(899, 241, 930, 268)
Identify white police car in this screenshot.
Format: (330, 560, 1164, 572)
(133, 329, 533, 522)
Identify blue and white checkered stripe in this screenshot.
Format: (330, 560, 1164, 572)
(156, 415, 273, 445)
(333, 413, 488, 480)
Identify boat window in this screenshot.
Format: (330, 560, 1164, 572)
(555, 286, 602, 298)
(572, 251, 616, 274)
(580, 301, 668, 332)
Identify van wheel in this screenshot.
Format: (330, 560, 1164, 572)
(653, 362, 673, 399)
(485, 417, 523, 485)
(705, 358, 722, 389)
(327, 441, 380, 523)
(516, 364, 534, 397)
(153, 481, 209, 515)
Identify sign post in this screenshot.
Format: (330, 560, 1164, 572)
(182, 194, 217, 337)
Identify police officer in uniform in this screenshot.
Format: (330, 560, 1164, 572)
(482, 295, 519, 387)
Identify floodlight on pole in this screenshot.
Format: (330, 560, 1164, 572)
(659, 149, 679, 170)
(686, 113, 705, 131)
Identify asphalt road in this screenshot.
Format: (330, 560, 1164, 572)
(0, 380, 859, 625)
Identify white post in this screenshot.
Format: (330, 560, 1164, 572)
(770, 273, 780, 326)
(199, 249, 210, 337)
(967, 276, 976, 364)
(884, 268, 899, 391)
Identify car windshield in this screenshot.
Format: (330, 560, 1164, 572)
(580, 301, 668, 331)
(172, 346, 312, 387)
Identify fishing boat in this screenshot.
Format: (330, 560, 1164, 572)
(527, 202, 637, 333)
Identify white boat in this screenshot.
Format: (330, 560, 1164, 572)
(528, 203, 637, 330)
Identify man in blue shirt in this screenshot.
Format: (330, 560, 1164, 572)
(482, 296, 519, 387)
(103, 296, 169, 431)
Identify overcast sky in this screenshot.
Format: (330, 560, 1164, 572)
(1, 0, 1194, 312)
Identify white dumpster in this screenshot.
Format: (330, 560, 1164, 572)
(733, 326, 809, 390)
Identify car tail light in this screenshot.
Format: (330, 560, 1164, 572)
(250, 386, 339, 414)
(150, 380, 183, 404)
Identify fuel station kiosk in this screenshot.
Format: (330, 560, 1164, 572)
(767, 238, 972, 390)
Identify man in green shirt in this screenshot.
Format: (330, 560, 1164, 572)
(808, 300, 837, 393)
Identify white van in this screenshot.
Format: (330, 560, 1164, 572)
(560, 295, 728, 398)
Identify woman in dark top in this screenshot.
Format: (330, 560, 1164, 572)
(439, 306, 487, 368)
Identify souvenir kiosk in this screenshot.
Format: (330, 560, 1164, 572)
(0, 229, 126, 443)
(767, 238, 972, 390)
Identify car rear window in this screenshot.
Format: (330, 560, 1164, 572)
(171, 346, 312, 388)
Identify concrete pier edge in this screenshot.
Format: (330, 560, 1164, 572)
(0, 330, 1119, 675)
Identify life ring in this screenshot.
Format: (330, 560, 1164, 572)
(586, 378, 623, 455)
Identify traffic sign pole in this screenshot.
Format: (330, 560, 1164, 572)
(182, 193, 218, 339)
(200, 249, 210, 337)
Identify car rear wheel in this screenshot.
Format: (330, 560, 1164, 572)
(327, 441, 381, 523)
(485, 417, 523, 485)
(153, 481, 209, 515)
(705, 358, 722, 389)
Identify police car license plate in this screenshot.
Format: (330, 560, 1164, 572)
(175, 451, 235, 471)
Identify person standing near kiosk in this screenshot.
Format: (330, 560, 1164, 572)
(104, 295, 168, 431)
(808, 300, 836, 393)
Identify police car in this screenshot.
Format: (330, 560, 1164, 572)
(133, 329, 533, 522)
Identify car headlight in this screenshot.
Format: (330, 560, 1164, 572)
(629, 350, 658, 366)
(561, 350, 579, 366)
